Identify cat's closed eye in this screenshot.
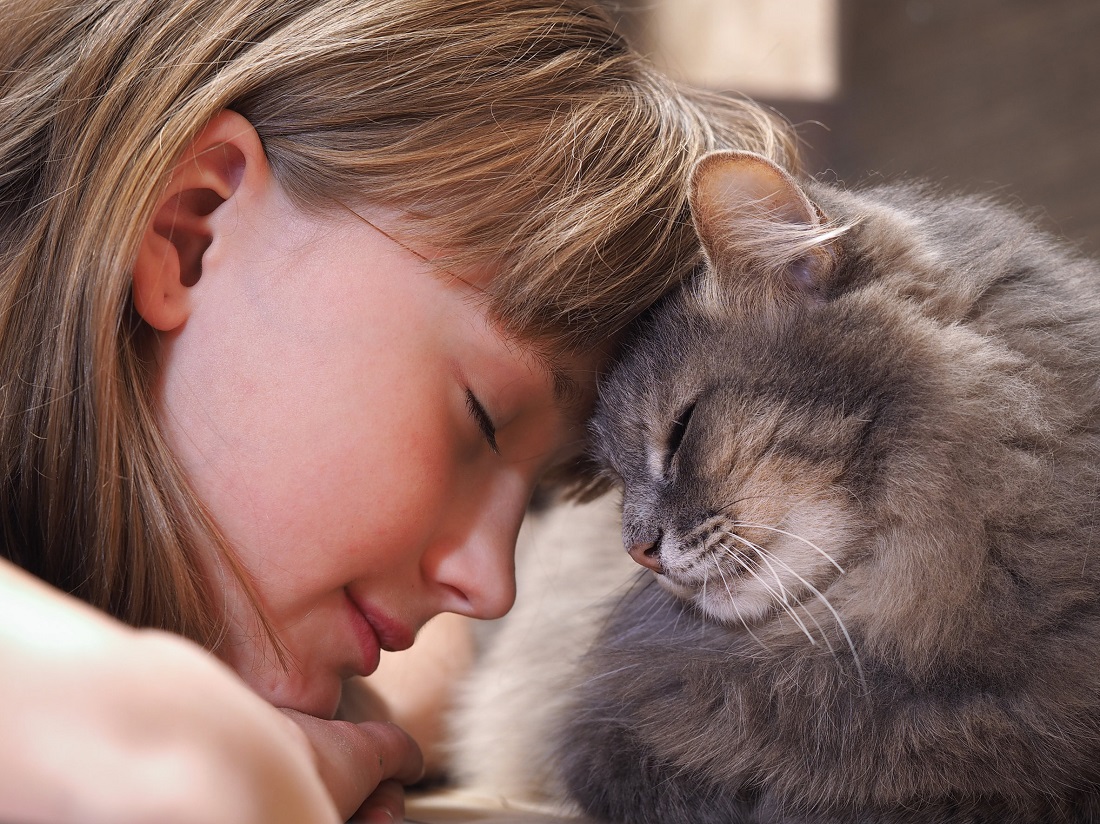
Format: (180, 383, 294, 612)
(664, 398, 697, 472)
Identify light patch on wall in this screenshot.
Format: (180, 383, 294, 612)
(633, 0, 840, 101)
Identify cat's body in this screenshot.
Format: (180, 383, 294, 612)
(556, 155, 1100, 822)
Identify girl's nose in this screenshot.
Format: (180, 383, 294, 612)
(425, 477, 528, 620)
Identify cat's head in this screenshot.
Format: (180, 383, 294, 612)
(590, 152, 1029, 632)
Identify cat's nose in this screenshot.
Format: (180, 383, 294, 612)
(628, 534, 665, 574)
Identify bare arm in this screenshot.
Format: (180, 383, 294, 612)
(0, 557, 420, 823)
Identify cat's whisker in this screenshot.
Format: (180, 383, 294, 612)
(711, 553, 768, 650)
(780, 576, 839, 659)
(731, 519, 845, 574)
(723, 530, 828, 638)
(719, 537, 817, 646)
(832, 482, 863, 507)
(775, 578, 841, 660)
(723, 529, 838, 655)
(750, 544, 865, 684)
(727, 531, 794, 610)
(750, 540, 792, 603)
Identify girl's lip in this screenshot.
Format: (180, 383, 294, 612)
(345, 590, 381, 676)
(345, 588, 415, 659)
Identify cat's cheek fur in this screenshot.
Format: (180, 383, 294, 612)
(693, 498, 857, 626)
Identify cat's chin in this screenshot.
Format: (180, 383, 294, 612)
(695, 589, 778, 626)
(655, 572, 776, 626)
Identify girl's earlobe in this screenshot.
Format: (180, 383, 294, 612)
(131, 110, 263, 331)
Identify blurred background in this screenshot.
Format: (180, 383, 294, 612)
(603, 0, 1100, 256)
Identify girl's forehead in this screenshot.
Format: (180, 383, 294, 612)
(340, 200, 613, 423)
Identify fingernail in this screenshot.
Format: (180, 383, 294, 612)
(364, 809, 397, 824)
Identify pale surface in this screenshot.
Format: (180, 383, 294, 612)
(407, 789, 595, 824)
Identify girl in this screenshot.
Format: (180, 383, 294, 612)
(0, 1, 798, 821)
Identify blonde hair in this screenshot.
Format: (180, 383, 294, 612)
(0, 0, 798, 645)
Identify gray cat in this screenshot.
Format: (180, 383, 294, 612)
(559, 152, 1100, 823)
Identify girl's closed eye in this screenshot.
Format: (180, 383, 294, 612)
(465, 389, 499, 454)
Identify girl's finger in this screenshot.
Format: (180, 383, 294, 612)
(351, 778, 406, 823)
(281, 710, 424, 820)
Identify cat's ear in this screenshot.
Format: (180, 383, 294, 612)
(689, 150, 845, 312)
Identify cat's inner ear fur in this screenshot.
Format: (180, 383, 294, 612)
(689, 150, 848, 312)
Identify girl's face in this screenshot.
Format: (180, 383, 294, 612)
(155, 190, 598, 717)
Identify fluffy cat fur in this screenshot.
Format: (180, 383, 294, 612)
(552, 152, 1100, 823)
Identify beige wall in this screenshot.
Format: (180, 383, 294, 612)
(624, 0, 840, 101)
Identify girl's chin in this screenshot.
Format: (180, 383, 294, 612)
(295, 685, 343, 720)
(284, 681, 344, 720)
(213, 629, 346, 717)
(233, 661, 344, 719)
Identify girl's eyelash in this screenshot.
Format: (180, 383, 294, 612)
(465, 389, 500, 454)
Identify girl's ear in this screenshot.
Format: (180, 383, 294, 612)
(132, 110, 268, 331)
(688, 150, 844, 311)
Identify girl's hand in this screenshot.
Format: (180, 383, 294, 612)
(280, 708, 424, 822)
